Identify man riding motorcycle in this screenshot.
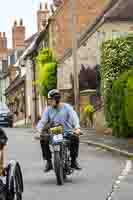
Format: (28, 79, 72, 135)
(35, 89, 82, 172)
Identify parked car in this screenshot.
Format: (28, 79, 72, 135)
(0, 103, 13, 127)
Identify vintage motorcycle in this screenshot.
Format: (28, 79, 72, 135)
(37, 124, 82, 185)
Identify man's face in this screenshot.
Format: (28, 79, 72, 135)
(48, 99, 57, 107)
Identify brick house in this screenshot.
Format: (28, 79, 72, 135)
(50, 0, 109, 59)
(56, 0, 133, 122)
(5, 76, 26, 126)
(54, 0, 110, 108)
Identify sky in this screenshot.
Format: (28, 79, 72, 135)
(0, 0, 53, 48)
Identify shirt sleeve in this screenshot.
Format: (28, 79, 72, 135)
(36, 108, 49, 132)
(67, 105, 80, 129)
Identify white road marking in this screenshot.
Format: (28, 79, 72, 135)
(106, 160, 132, 200)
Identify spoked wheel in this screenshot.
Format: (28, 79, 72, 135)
(0, 180, 7, 200)
(13, 174, 22, 200)
(54, 151, 64, 185)
(6, 161, 23, 200)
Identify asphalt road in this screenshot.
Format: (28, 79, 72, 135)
(2, 128, 132, 200)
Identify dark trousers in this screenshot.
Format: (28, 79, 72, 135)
(40, 134, 79, 161)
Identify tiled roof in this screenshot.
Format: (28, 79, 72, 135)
(5, 75, 25, 94)
(105, 0, 133, 21)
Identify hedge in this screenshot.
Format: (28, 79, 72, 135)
(111, 68, 133, 137)
(101, 34, 133, 130)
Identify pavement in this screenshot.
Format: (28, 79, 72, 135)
(2, 128, 133, 200)
(80, 128, 133, 158)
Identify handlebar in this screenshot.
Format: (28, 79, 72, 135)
(34, 131, 83, 141)
(73, 131, 83, 136)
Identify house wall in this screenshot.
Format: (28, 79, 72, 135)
(6, 80, 26, 123)
(51, 0, 108, 59)
(58, 21, 133, 91)
(97, 22, 133, 53)
(57, 32, 98, 90)
(95, 21, 133, 129)
(58, 21, 133, 127)
(99, 22, 133, 37)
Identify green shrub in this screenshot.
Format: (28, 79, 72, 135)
(101, 34, 133, 129)
(84, 104, 94, 114)
(80, 104, 94, 127)
(111, 68, 133, 137)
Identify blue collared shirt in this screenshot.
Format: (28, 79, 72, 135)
(36, 103, 80, 135)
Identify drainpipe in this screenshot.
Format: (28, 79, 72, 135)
(32, 59, 38, 127)
(24, 80, 26, 126)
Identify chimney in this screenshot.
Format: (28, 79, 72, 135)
(50, 4, 55, 14)
(37, 2, 49, 32)
(12, 19, 25, 49)
(20, 19, 23, 26)
(40, 2, 42, 10)
(45, 3, 48, 10)
(14, 20, 17, 26)
(0, 32, 7, 49)
(53, 0, 63, 7)
(2, 32, 7, 48)
(0, 32, 2, 49)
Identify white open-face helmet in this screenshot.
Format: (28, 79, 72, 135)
(48, 89, 61, 100)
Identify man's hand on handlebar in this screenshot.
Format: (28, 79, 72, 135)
(34, 129, 42, 140)
(74, 128, 82, 136)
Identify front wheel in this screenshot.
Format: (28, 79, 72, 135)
(54, 151, 64, 185)
(6, 161, 23, 200)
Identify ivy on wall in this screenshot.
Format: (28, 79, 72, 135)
(35, 48, 57, 97)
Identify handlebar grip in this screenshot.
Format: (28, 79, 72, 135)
(73, 131, 84, 136)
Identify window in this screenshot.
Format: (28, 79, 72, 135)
(10, 54, 15, 65)
(0, 61, 2, 72)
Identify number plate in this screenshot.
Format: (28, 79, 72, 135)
(54, 145, 60, 151)
(53, 134, 63, 143)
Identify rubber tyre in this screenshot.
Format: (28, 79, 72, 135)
(54, 151, 64, 185)
(6, 162, 23, 200)
(13, 174, 22, 200)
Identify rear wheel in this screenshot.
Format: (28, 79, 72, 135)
(54, 151, 64, 185)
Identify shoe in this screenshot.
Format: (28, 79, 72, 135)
(71, 159, 82, 170)
(44, 160, 53, 172)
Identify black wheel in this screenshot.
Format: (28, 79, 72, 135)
(13, 173, 22, 200)
(0, 193, 6, 200)
(0, 180, 6, 200)
(6, 161, 23, 200)
(54, 151, 64, 185)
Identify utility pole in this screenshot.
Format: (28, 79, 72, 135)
(69, 0, 79, 113)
